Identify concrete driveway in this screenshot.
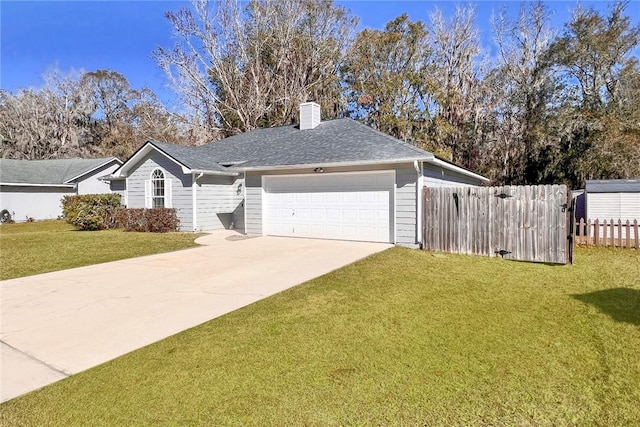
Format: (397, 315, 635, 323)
(0, 232, 390, 402)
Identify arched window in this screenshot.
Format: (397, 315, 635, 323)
(151, 169, 165, 208)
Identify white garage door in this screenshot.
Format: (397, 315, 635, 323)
(263, 171, 394, 243)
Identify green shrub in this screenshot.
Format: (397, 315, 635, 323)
(62, 194, 122, 231)
(115, 208, 180, 233)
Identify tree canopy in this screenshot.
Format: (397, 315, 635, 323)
(3, 0, 639, 189)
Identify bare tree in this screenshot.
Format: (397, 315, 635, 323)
(155, 0, 356, 135)
(0, 68, 185, 160)
(0, 69, 95, 159)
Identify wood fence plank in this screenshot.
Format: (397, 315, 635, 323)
(617, 219, 623, 248)
(421, 184, 580, 263)
(540, 185, 549, 262)
(550, 185, 558, 263)
(625, 220, 631, 248)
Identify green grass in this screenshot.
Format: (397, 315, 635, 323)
(1, 246, 639, 426)
(0, 220, 202, 280)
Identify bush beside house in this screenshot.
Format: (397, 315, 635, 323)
(115, 208, 179, 233)
(62, 194, 121, 230)
(62, 194, 179, 232)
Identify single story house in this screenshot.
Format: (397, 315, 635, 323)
(108, 103, 489, 246)
(585, 179, 640, 222)
(0, 157, 122, 221)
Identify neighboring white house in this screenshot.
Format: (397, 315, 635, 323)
(0, 157, 122, 221)
(107, 103, 489, 247)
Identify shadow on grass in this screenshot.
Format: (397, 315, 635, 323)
(573, 288, 640, 325)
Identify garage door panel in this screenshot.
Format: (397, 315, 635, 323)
(264, 172, 394, 243)
(359, 209, 375, 221)
(342, 209, 358, 220)
(326, 193, 341, 203)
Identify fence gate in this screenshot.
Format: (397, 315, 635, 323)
(422, 185, 573, 264)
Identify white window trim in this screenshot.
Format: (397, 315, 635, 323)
(145, 168, 172, 209)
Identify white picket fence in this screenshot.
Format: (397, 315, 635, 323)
(575, 218, 639, 249)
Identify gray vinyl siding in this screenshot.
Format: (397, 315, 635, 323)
(423, 162, 483, 187)
(126, 152, 193, 231)
(245, 173, 262, 235)
(231, 176, 245, 233)
(395, 166, 419, 246)
(110, 180, 126, 203)
(243, 163, 420, 246)
(195, 175, 244, 231)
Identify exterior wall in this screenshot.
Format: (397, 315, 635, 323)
(396, 166, 419, 246)
(587, 192, 640, 222)
(126, 151, 193, 231)
(245, 173, 263, 235)
(244, 163, 420, 246)
(110, 180, 126, 204)
(231, 177, 245, 233)
(76, 161, 121, 194)
(195, 175, 243, 232)
(423, 162, 482, 187)
(0, 185, 74, 221)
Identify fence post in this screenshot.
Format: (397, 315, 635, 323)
(625, 220, 630, 249)
(578, 218, 584, 244)
(610, 219, 615, 246)
(422, 188, 427, 250)
(617, 219, 622, 248)
(594, 219, 599, 246)
(634, 220, 639, 250)
(586, 218, 591, 245)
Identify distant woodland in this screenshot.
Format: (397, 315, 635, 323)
(2, 0, 639, 188)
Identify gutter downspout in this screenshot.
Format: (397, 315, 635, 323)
(414, 160, 423, 248)
(241, 171, 246, 234)
(192, 172, 203, 231)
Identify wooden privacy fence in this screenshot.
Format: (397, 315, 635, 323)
(422, 185, 571, 264)
(575, 218, 639, 249)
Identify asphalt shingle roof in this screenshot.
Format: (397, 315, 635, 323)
(586, 179, 640, 193)
(148, 141, 230, 173)
(0, 158, 119, 185)
(197, 118, 433, 169)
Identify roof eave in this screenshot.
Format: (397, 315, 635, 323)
(233, 157, 434, 172)
(191, 169, 239, 177)
(63, 158, 123, 183)
(0, 182, 75, 188)
(426, 158, 490, 183)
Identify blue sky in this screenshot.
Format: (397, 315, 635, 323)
(2, 1, 637, 107)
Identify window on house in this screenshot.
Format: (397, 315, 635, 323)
(151, 169, 165, 208)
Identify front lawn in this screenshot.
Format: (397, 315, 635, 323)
(1, 246, 639, 426)
(0, 220, 202, 280)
